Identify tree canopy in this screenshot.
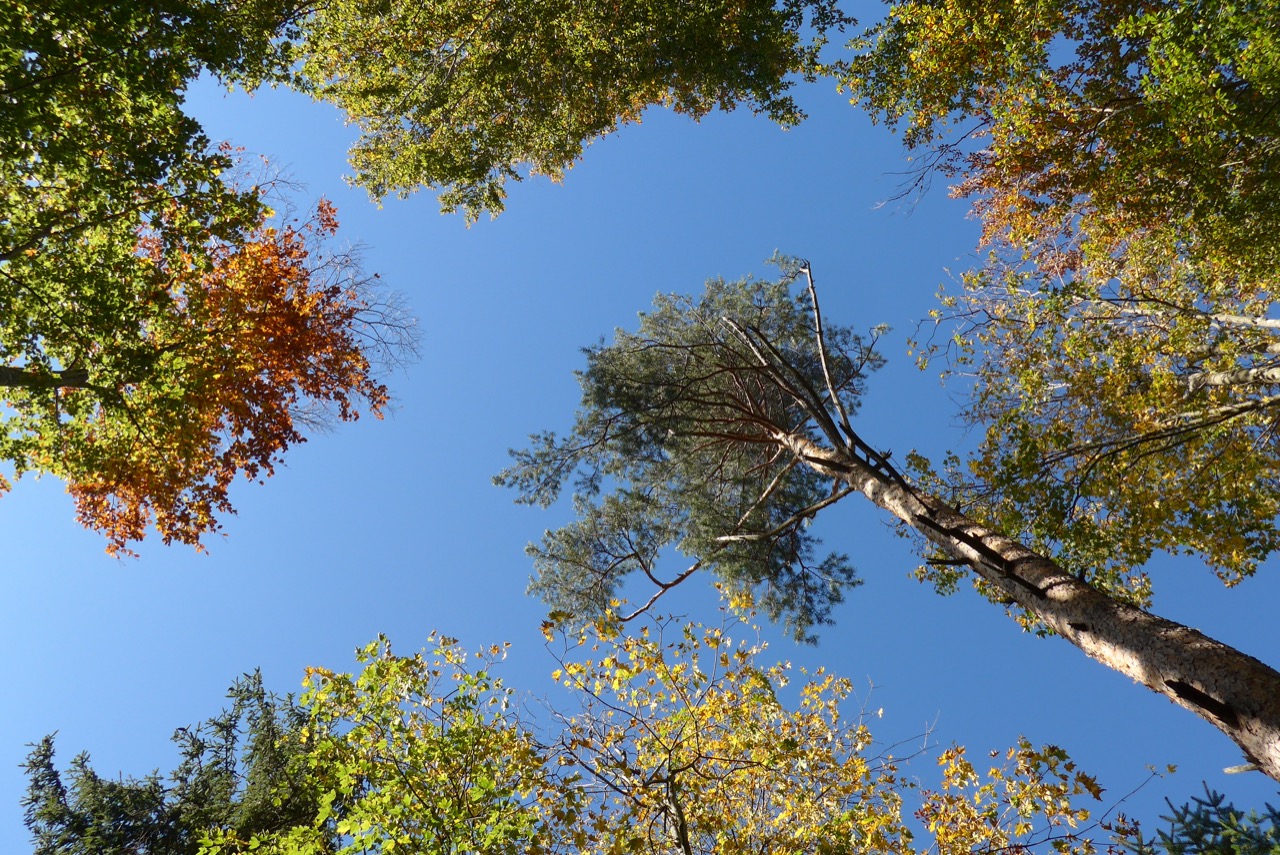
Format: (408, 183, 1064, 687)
(35, 629, 1280, 854)
(1, 194, 411, 554)
(1122, 787, 1280, 855)
(2, 0, 299, 273)
(496, 258, 884, 641)
(2, 1, 415, 552)
(29, 619, 1113, 855)
(845, 0, 1280, 274)
(10, 0, 1280, 824)
(296, 0, 851, 219)
(842, 0, 1280, 602)
(22, 674, 319, 855)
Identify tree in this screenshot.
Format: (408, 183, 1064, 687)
(838, 0, 1280, 602)
(22, 673, 325, 855)
(279, 633, 560, 855)
(1119, 787, 1280, 855)
(497, 264, 883, 641)
(842, 0, 1280, 292)
(538, 616, 917, 854)
(907, 250, 1280, 608)
(147, 618, 1105, 855)
(0, 193, 414, 554)
(294, 0, 851, 219)
(2, 0, 300, 273)
(497, 261, 1280, 781)
(3, 0, 418, 552)
(844, 0, 1280, 268)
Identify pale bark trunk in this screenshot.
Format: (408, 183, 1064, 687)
(779, 432, 1280, 782)
(1186, 365, 1280, 390)
(1207, 313, 1280, 331)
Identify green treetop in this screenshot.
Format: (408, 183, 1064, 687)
(295, 0, 851, 219)
(496, 258, 884, 641)
(22, 674, 321, 855)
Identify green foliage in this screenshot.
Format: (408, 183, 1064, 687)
(0, 0, 291, 373)
(296, 0, 850, 219)
(281, 635, 557, 855)
(917, 258, 1280, 605)
(1118, 787, 1280, 855)
(845, 0, 1280, 270)
(21, 673, 322, 855)
(497, 259, 884, 641)
(2, 0, 299, 268)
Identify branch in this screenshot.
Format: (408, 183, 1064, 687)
(730, 458, 798, 531)
(0, 365, 91, 390)
(799, 262, 857, 445)
(718, 316, 845, 448)
(1207, 312, 1280, 331)
(714, 485, 856, 544)
(1186, 365, 1280, 391)
(619, 563, 702, 623)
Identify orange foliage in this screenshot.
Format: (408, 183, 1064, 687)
(63, 200, 389, 555)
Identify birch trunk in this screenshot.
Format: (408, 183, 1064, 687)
(779, 432, 1280, 782)
(1186, 364, 1280, 390)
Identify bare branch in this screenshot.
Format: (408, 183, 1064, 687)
(799, 262, 857, 447)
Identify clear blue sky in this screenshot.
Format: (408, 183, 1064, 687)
(3, 23, 1279, 849)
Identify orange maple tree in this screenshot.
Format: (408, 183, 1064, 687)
(1, 198, 408, 554)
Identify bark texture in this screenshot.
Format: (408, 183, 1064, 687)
(780, 432, 1280, 782)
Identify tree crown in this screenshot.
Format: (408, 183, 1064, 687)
(498, 259, 886, 641)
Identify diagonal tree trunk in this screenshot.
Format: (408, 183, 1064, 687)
(777, 430, 1280, 781)
(726, 267, 1280, 779)
(506, 266, 1280, 783)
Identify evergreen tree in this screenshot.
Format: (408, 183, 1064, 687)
(21, 674, 326, 855)
(499, 261, 1280, 781)
(1119, 788, 1280, 855)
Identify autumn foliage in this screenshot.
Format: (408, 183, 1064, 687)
(3, 199, 395, 555)
(195, 615, 1109, 855)
(843, 0, 1280, 600)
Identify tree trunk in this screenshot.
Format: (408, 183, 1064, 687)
(0, 365, 90, 389)
(1186, 364, 1280, 390)
(780, 433, 1280, 782)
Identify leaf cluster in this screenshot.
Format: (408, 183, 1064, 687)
(961, 263, 1280, 601)
(846, 0, 1280, 601)
(845, 0, 1280, 275)
(1, 0, 299, 270)
(1, 198, 404, 554)
(288, 634, 554, 855)
(542, 615, 910, 854)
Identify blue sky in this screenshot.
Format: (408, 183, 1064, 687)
(4, 23, 1280, 849)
